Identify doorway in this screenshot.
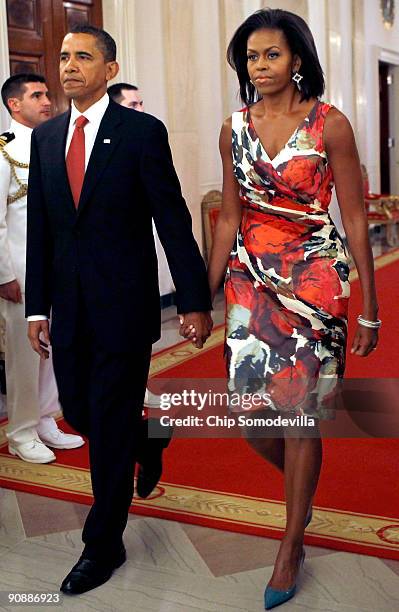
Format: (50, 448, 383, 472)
(379, 62, 390, 194)
(6, 0, 103, 116)
(379, 60, 399, 194)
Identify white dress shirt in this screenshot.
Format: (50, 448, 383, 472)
(27, 93, 110, 321)
(65, 92, 109, 169)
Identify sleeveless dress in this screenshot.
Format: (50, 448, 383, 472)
(225, 100, 350, 416)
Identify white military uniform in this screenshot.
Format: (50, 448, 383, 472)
(0, 119, 60, 445)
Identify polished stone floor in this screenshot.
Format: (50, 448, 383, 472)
(0, 226, 398, 611)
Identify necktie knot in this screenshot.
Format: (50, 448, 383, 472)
(75, 115, 88, 129)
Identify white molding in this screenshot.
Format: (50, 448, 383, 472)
(134, 0, 168, 122)
(0, 0, 10, 132)
(378, 47, 399, 66)
(307, 0, 328, 75)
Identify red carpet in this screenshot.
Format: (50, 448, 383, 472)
(0, 250, 399, 560)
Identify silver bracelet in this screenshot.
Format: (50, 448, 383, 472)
(357, 315, 382, 329)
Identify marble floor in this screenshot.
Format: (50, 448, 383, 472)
(0, 227, 398, 611)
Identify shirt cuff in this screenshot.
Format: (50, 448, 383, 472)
(27, 315, 48, 321)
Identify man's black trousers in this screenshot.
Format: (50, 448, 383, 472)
(52, 300, 152, 561)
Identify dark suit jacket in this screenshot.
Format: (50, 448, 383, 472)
(25, 99, 211, 350)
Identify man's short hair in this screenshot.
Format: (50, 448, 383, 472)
(1, 73, 46, 115)
(69, 25, 116, 62)
(107, 82, 138, 103)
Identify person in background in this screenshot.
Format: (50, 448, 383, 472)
(0, 73, 84, 463)
(107, 82, 144, 111)
(108, 81, 165, 415)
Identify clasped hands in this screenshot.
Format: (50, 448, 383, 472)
(26, 312, 214, 361)
(179, 311, 213, 348)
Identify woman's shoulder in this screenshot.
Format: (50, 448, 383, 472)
(220, 115, 232, 133)
(321, 103, 353, 131)
(318, 100, 348, 123)
(321, 103, 355, 150)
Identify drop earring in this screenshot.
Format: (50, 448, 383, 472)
(292, 71, 303, 91)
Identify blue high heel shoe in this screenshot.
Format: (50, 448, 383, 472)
(264, 549, 305, 610)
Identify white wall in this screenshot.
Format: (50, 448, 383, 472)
(324, 0, 354, 234)
(102, 0, 137, 85)
(104, 0, 173, 296)
(134, 0, 172, 296)
(134, 0, 168, 124)
(193, 0, 224, 194)
(308, 0, 328, 78)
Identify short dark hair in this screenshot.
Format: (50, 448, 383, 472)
(69, 25, 116, 62)
(107, 82, 138, 103)
(1, 73, 46, 115)
(227, 8, 325, 106)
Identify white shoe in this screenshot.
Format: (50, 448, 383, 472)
(39, 428, 85, 450)
(144, 388, 162, 408)
(9, 439, 56, 464)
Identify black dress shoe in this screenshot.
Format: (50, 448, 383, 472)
(60, 548, 126, 595)
(136, 455, 163, 499)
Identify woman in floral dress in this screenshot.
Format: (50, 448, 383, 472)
(207, 8, 380, 610)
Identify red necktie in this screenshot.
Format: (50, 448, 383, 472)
(66, 115, 89, 208)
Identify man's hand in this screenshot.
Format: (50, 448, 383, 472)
(27, 320, 51, 359)
(0, 279, 22, 303)
(179, 312, 213, 348)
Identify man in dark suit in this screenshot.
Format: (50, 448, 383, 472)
(26, 25, 212, 595)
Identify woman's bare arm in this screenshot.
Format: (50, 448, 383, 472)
(208, 117, 242, 300)
(324, 109, 379, 355)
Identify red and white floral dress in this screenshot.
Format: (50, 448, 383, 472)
(225, 100, 350, 416)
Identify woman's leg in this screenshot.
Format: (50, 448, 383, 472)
(245, 436, 285, 472)
(268, 432, 322, 590)
(243, 408, 285, 472)
(242, 406, 320, 590)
